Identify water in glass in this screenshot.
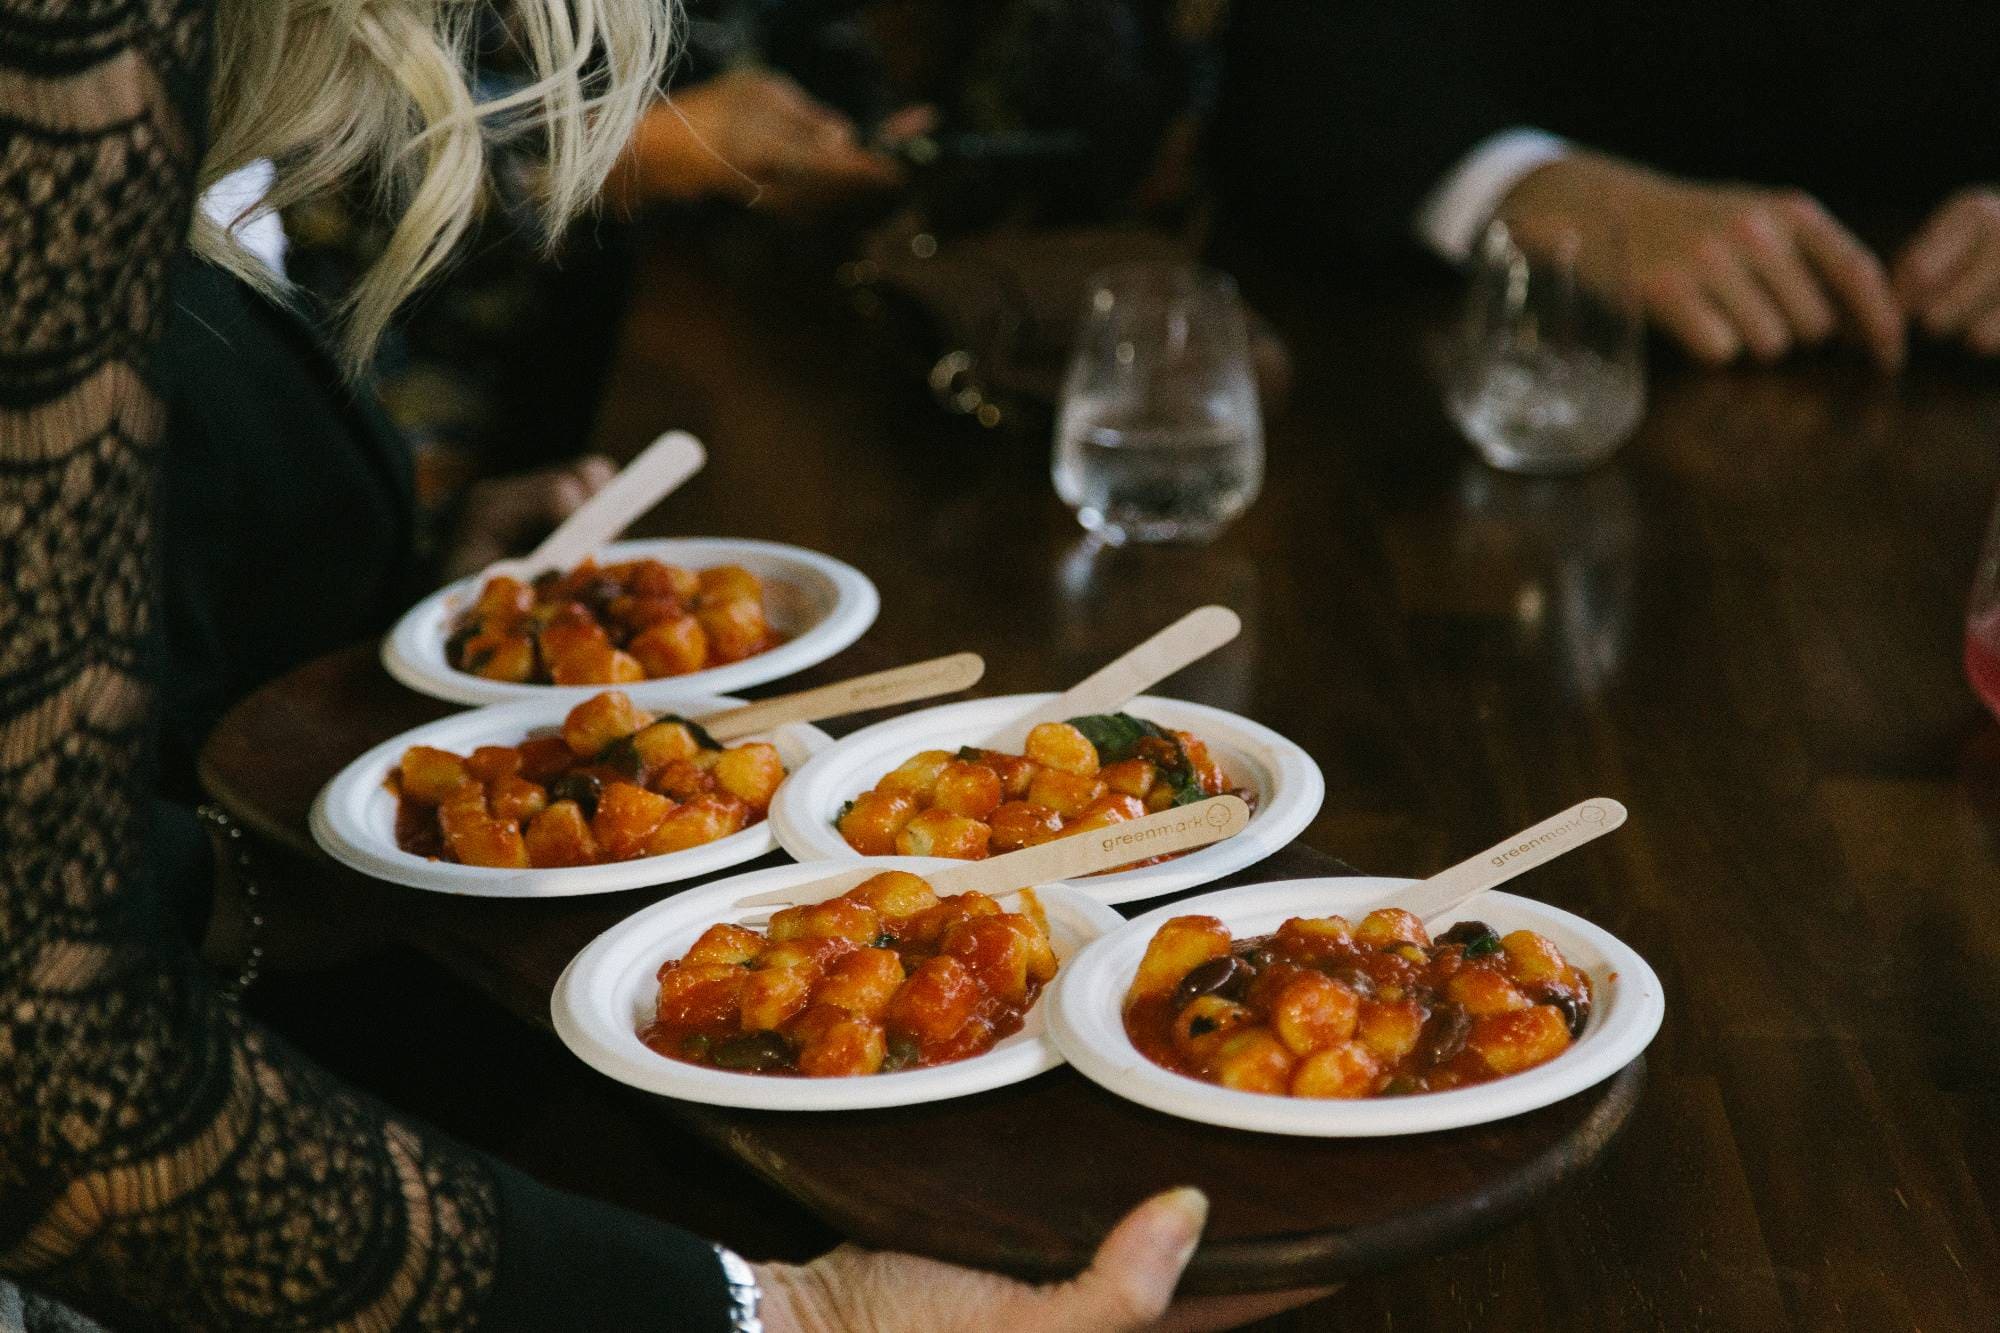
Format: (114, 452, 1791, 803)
(1448, 220, 1645, 476)
(1053, 265, 1263, 544)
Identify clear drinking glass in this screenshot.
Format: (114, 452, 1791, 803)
(1447, 219, 1646, 475)
(1052, 263, 1264, 544)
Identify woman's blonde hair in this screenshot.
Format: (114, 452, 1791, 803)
(198, 0, 672, 370)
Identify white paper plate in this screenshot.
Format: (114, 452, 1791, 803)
(551, 857, 1127, 1110)
(382, 537, 879, 707)
(310, 693, 831, 898)
(1049, 877, 1663, 1137)
(768, 693, 1324, 905)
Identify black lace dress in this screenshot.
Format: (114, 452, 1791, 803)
(0, 6, 734, 1328)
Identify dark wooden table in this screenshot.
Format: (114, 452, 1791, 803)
(208, 230, 2000, 1329)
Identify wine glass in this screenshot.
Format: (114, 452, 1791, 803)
(1965, 493, 2000, 719)
(1052, 263, 1264, 544)
(1447, 219, 1646, 475)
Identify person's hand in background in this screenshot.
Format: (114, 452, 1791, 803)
(1498, 151, 1905, 370)
(611, 68, 930, 218)
(1894, 188, 2000, 355)
(441, 455, 617, 581)
(755, 1189, 1334, 1333)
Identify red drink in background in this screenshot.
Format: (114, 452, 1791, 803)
(1966, 609, 2000, 719)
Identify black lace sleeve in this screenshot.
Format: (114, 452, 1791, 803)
(0, 6, 733, 1328)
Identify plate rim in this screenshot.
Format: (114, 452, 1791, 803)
(381, 536, 880, 706)
(310, 692, 831, 898)
(549, 857, 1128, 1110)
(766, 691, 1326, 905)
(1047, 875, 1665, 1137)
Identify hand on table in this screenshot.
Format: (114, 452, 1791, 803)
(1498, 152, 1905, 370)
(613, 68, 929, 218)
(1894, 188, 2000, 355)
(441, 455, 616, 582)
(755, 1189, 1334, 1333)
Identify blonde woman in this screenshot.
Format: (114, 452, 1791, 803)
(0, 3, 1332, 1329)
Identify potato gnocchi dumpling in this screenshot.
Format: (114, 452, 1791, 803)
(391, 690, 785, 868)
(446, 558, 783, 685)
(835, 713, 1251, 869)
(1123, 911, 1592, 1098)
(641, 871, 1059, 1078)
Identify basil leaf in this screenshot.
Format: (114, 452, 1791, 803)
(1065, 712, 1171, 764)
(1163, 766, 1208, 807)
(1068, 713, 1212, 805)
(1150, 730, 1209, 807)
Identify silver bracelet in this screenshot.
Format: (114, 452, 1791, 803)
(196, 803, 265, 1000)
(713, 1245, 763, 1333)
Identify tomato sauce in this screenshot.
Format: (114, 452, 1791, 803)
(1124, 909, 1591, 1099)
(641, 873, 1056, 1079)
(837, 715, 1255, 869)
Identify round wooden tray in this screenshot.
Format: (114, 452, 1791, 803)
(201, 642, 1645, 1293)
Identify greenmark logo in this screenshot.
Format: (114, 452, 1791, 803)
(1490, 812, 1587, 868)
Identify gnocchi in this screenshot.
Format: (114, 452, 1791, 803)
(1124, 911, 1592, 1098)
(642, 872, 1060, 1078)
(835, 712, 1253, 871)
(446, 558, 782, 685)
(392, 690, 782, 868)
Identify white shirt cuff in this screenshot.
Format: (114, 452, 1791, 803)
(1415, 129, 1572, 263)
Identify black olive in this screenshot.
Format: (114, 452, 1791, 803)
(1553, 993, 1590, 1037)
(708, 1032, 794, 1072)
(882, 1033, 923, 1071)
(1417, 1004, 1474, 1068)
(573, 575, 622, 613)
(1436, 920, 1496, 947)
(1170, 955, 1252, 1011)
(657, 714, 724, 752)
(595, 734, 647, 781)
(445, 623, 481, 669)
(1319, 964, 1376, 998)
(549, 771, 603, 817)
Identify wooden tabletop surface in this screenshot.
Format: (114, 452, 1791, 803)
(208, 227, 2000, 1329)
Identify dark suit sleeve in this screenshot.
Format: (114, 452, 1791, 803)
(1215, 0, 1519, 257)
